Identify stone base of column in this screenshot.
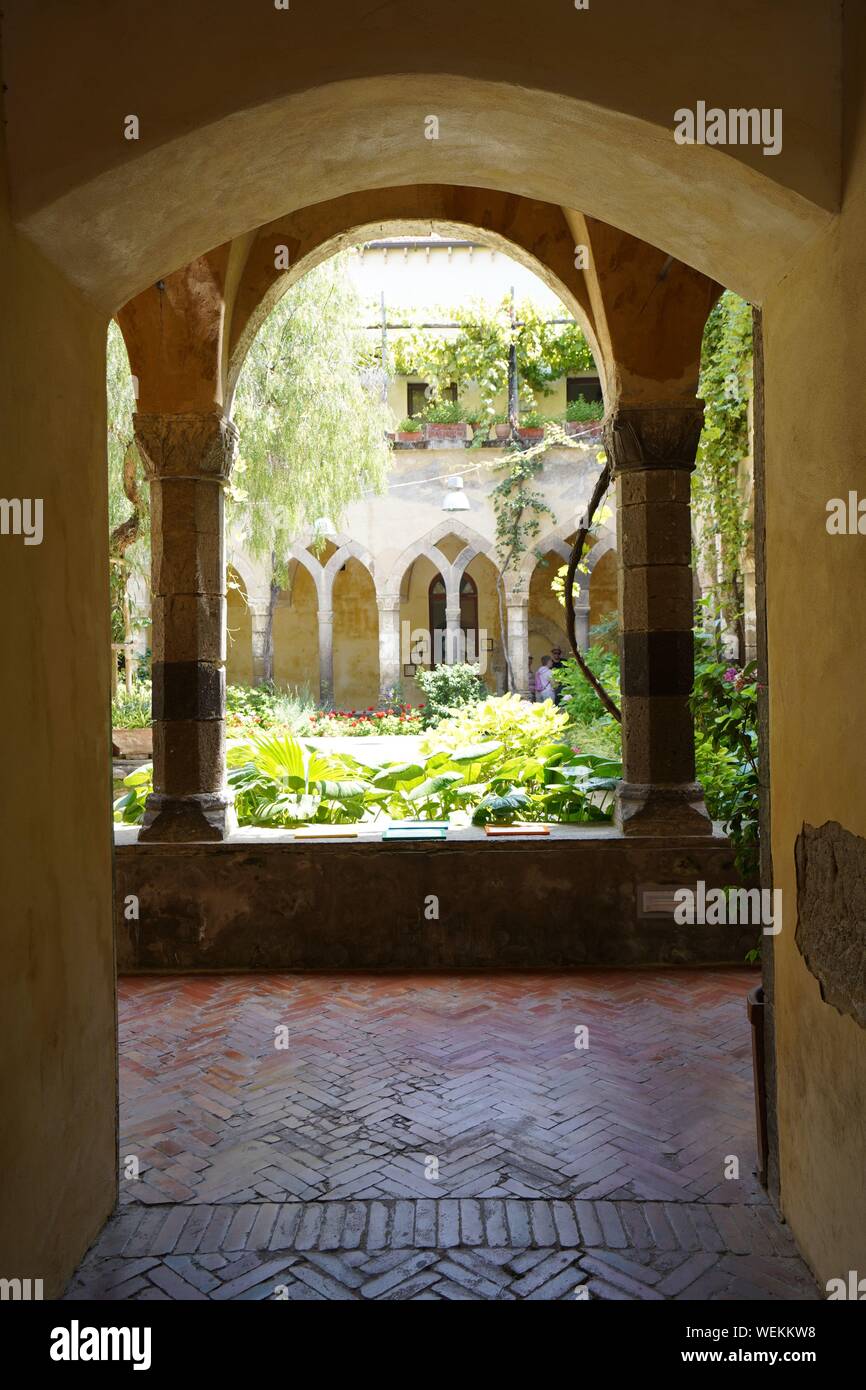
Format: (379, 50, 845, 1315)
(139, 790, 237, 843)
(615, 780, 713, 837)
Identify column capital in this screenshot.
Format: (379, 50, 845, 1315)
(134, 410, 238, 482)
(376, 593, 401, 615)
(604, 402, 704, 475)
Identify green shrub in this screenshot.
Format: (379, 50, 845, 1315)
(519, 408, 545, 429)
(414, 663, 487, 726)
(421, 692, 568, 762)
(225, 683, 316, 733)
(554, 637, 621, 726)
(565, 396, 604, 423)
(397, 416, 422, 433)
(691, 637, 759, 877)
(111, 682, 152, 729)
(113, 711, 621, 830)
(422, 399, 466, 425)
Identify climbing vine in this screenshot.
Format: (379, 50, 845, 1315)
(693, 291, 753, 653)
(392, 299, 594, 417)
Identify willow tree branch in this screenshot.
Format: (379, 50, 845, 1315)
(563, 460, 622, 723)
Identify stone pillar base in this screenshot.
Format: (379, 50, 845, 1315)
(139, 791, 237, 843)
(615, 780, 713, 837)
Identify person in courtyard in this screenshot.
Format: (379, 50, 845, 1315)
(550, 645, 565, 704)
(534, 654, 556, 702)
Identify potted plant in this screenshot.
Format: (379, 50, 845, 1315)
(564, 396, 605, 436)
(422, 399, 469, 445)
(491, 411, 513, 441)
(517, 408, 546, 441)
(396, 415, 424, 444)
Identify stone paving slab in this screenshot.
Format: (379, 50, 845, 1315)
(65, 1198, 818, 1301)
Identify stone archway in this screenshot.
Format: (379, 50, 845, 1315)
(4, 2, 864, 1301)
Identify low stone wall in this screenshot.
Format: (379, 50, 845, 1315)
(115, 827, 757, 972)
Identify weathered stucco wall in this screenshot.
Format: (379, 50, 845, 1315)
(0, 115, 117, 1292)
(761, 2, 866, 1285)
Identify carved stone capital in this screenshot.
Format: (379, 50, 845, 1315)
(604, 403, 704, 475)
(134, 411, 239, 482)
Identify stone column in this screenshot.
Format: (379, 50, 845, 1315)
(445, 603, 462, 664)
(134, 411, 238, 841)
(377, 595, 401, 703)
(317, 609, 334, 707)
(249, 601, 273, 686)
(505, 594, 530, 697)
(604, 403, 711, 836)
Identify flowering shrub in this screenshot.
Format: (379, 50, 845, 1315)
(421, 693, 568, 761)
(691, 639, 759, 877)
(305, 704, 424, 736)
(414, 663, 487, 727)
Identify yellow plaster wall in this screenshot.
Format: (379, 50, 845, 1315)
(226, 571, 253, 685)
(273, 565, 319, 698)
(761, 10, 866, 1282)
(589, 548, 618, 634)
(332, 559, 379, 709)
(0, 125, 117, 1292)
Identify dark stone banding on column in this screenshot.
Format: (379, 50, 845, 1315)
(620, 631, 694, 696)
(134, 411, 238, 843)
(151, 661, 224, 722)
(605, 401, 711, 838)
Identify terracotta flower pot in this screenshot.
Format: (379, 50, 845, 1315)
(396, 431, 423, 443)
(517, 426, 545, 441)
(424, 422, 468, 441)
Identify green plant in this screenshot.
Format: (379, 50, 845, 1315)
(114, 702, 623, 830)
(421, 692, 568, 762)
(694, 291, 753, 645)
(414, 663, 487, 726)
(111, 681, 152, 729)
(421, 399, 466, 425)
(691, 630, 759, 877)
(553, 638, 621, 725)
(230, 253, 391, 592)
(519, 409, 545, 429)
(113, 762, 153, 823)
(564, 396, 604, 423)
(391, 298, 596, 418)
(225, 682, 317, 734)
(397, 416, 422, 433)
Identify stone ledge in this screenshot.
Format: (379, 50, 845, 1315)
(115, 829, 754, 972)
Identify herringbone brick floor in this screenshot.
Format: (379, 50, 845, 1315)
(66, 970, 818, 1300)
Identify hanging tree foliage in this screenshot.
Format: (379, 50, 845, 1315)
(230, 254, 391, 571)
(107, 321, 149, 672)
(693, 290, 753, 650)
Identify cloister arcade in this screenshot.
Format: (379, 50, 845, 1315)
(223, 511, 618, 709)
(2, 0, 863, 1304)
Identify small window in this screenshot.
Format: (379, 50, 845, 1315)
(407, 381, 458, 416)
(567, 376, 603, 404)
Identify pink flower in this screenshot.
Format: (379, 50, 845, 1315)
(723, 667, 738, 683)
